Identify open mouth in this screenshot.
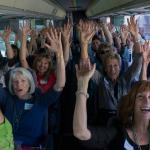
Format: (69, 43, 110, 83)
(16, 89, 23, 92)
(141, 108, 150, 112)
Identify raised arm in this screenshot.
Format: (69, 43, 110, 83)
(140, 41, 150, 80)
(97, 22, 106, 42)
(101, 22, 114, 45)
(28, 30, 38, 55)
(0, 27, 14, 59)
(73, 59, 95, 140)
(61, 19, 72, 65)
(120, 25, 129, 46)
(20, 24, 31, 68)
(78, 20, 95, 59)
(124, 16, 143, 82)
(127, 16, 141, 54)
(45, 28, 65, 91)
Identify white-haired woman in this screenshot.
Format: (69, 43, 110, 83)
(0, 35, 65, 149)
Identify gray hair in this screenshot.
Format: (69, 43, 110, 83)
(9, 67, 35, 95)
(103, 51, 122, 67)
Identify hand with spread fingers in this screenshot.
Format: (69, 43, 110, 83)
(127, 16, 139, 38)
(120, 24, 129, 45)
(61, 19, 72, 42)
(141, 41, 150, 64)
(45, 28, 63, 56)
(21, 23, 32, 37)
(78, 20, 96, 45)
(0, 26, 12, 42)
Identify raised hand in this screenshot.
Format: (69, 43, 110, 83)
(120, 24, 129, 44)
(45, 28, 63, 55)
(77, 20, 96, 45)
(107, 23, 116, 34)
(127, 16, 139, 37)
(61, 19, 72, 41)
(141, 41, 150, 64)
(21, 23, 31, 36)
(0, 26, 12, 42)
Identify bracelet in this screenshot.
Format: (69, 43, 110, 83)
(76, 91, 89, 99)
(134, 39, 140, 43)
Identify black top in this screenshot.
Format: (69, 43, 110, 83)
(125, 131, 149, 150)
(79, 118, 149, 150)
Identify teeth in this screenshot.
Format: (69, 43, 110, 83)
(141, 108, 150, 112)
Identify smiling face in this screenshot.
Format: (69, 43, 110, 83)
(134, 91, 150, 121)
(12, 72, 30, 99)
(105, 58, 120, 82)
(36, 57, 50, 75)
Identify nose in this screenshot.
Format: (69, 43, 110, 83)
(110, 66, 116, 72)
(16, 81, 22, 87)
(143, 96, 150, 104)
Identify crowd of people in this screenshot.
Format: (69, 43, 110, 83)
(0, 16, 150, 150)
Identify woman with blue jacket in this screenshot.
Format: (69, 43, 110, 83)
(0, 28, 65, 149)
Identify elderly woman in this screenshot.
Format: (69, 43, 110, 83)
(73, 61, 150, 149)
(0, 25, 65, 149)
(0, 66, 65, 149)
(0, 65, 65, 149)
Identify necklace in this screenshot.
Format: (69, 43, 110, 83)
(132, 128, 150, 150)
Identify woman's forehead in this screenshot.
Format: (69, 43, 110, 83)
(136, 84, 150, 92)
(13, 72, 27, 80)
(136, 91, 150, 95)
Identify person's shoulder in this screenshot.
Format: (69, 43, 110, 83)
(107, 117, 122, 129)
(91, 69, 102, 83)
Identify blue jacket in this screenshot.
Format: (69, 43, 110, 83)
(0, 87, 61, 146)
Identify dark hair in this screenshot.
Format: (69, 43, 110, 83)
(118, 80, 150, 128)
(11, 44, 20, 59)
(92, 35, 100, 42)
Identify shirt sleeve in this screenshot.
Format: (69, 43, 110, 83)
(0, 88, 8, 109)
(0, 118, 14, 150)
(79, 125, 118, 149)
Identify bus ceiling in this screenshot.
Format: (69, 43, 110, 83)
(50, 0, 150, 17)
(86, 0, 150, 17)
(0, 0, 150, 19)
(0, 0, 66, 19)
